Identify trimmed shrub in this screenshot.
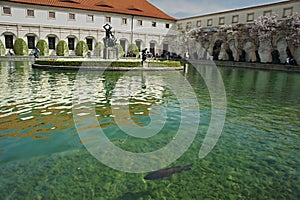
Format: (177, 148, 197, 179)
(0, 40, 6, 56)
(116, 43, 124, 58)
(13, 38, 29, 56)
(127, 43, 139, 57)
(36, 39, 49, 56)
(56, 40, 69, 56)
(93, 42, 104, 57)
(75, 40, 89, 57)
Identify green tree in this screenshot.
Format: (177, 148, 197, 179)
(94, 42, 104, 57)
(0, 40, 6, 56)
(75, 40, 89, 57)
(127, 43, 139, 57)
(56, 40, 69, 56)
(36, 39, 49, 56)
(13, 38, 29, 56)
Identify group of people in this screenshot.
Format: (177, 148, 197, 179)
(7, 47, 40, 58)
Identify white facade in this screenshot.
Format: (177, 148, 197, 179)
(177, 0, 300, 31)
(0, 1, 176, 56)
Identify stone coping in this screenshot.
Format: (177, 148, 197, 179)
(31, 63, 184, 71)
(214, 61, 300, 73)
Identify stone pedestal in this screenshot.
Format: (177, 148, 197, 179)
(103, 47, 118, 59)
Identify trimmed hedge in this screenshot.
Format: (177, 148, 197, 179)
(56, 40, 69, 56)
(0, 40, 6, 56)
(34, 60, 141, 67)
(75, 40, 89, 57)
(13, 38, 29, 56)
(127, 43, 139, 57)
(148, 60, 182, 67)
(36, 39, 49, 56)
(94, 42, 104, 57)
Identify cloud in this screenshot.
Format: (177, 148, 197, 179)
(148, 0, 288, 18)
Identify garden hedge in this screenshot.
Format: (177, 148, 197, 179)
(75, 40, 89, 57)
(56, 40, 69, 56)
(0, 40, 6, 56)
(36, 39, 49, 56)
(13, 38, 29, 56)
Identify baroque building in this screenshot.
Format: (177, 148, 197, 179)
(0, 0, 176, 56)
(0, 0, 299, 63)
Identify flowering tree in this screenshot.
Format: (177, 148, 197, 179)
(281, 13, 300, 45)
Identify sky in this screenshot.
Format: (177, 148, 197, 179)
(147, 0, 288, 18)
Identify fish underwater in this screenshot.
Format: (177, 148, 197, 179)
(144, 164, 192, 180)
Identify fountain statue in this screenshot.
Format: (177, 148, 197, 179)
(103, 23, 118, 59)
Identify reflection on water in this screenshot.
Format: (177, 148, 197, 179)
(0, 61, 299, 199)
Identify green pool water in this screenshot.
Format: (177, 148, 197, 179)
(0, 61, 299, 199)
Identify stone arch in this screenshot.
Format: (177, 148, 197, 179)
(0, 32, 17, 50)
(24, 33, 39, 50)
(46, 34, 59, 55)
(241, 38, 254, 62)
(276, 37, 288, 64)
(149, 40, 158, 56)
(118, 38, 129, 55)
(212, 39, 223, 60)
(85, 36, 96, 51)
(134, 39, 144, 52)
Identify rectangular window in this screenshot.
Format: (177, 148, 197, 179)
(207, 19, 213, 26)
(5, 35, 13, 49)
(137, 20, 143, 26)
(49, 11, 55, 19)
(232, 15, 239, 23)
(152, 22, 157, 27)
(48, 37, 55, 50)
(122, 18, 127, 25)
(69, 13, 75, 20)
(177, 23, 182, 30)
(196, 20, 201, 27)
(166, 23, 170, 29)
(247, 13, 254, 22)
(27, 9, 34, 17)
(264, 10, 272, 17)
(106, 16, 111, 23)
(283, 7, 293, 18)
(186, 22, 192, 31)
(3, 6, 11, 15)
(27, 36, 35, 49)
(86, 38, 93, 51)
(219, 17, 225, 25)
(68, 38, 75, 50)
(87, 14, 94, 22)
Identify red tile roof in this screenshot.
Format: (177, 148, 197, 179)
(6, 0, 177, 20)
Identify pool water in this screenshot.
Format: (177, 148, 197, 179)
(0, 61, 299, 199)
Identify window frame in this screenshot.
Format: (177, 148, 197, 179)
(232, 15, 239, 23)
(3, 6, 12, 15)
(87, 14, 94, 22)
(26, 9, 35, 17)
(48, 11, 56, 19)
(68, 13, 76, 21)
(207, 19, 213, 26)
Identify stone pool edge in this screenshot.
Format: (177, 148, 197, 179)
(31, 63, 184, 71)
